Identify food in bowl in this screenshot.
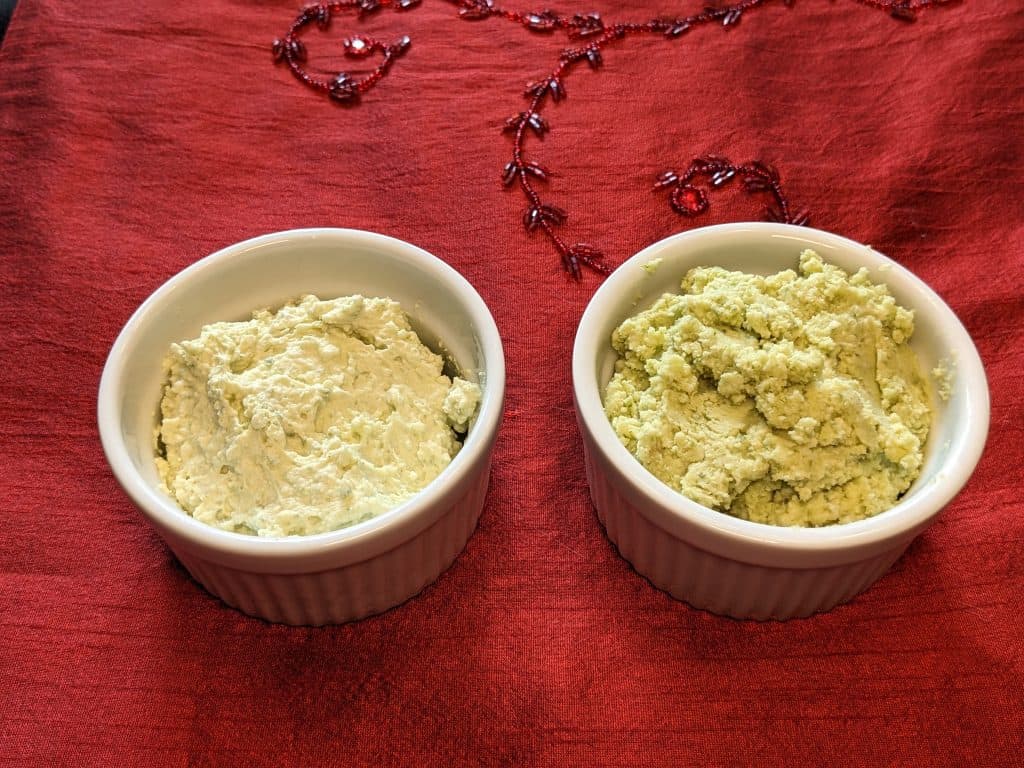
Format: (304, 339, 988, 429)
(98, 228, 505, 625)
(156, 294, 481, 537)
(603, 249, 931, 527)
(573, 223, 989, 619)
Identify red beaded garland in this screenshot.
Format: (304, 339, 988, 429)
(272, 0, 954, 278)
(657, 157, 809, 226)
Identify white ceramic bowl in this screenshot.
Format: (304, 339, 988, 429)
(573, 223, 989, 620)
(98, 228, 505, 625)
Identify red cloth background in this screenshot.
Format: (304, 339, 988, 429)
(1, 1, 1022, 765)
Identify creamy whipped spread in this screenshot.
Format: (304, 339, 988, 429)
(155, 294, 480, 536)
(604, 250, 932, 527)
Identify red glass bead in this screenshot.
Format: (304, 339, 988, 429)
(671, 185, 709, 216)
(393, 36, 412, 57)
(665, 21, 690, 38)
(523, 203, 566, 230)
(525, 12, 557, 32)
(710, 168, 736, 187)
(329, 73, 360, 103)
(525, 80, 544, 95)
(344, 37, 372, 57)
(890, 4, 917, 21)
(504, 111, 548, 137)
(527, 113, 548, 136)
(654, 170, 679, 189)
(306, 4, 330, 29)
(722, 9, 743, 26)
(459, 0, 493, 20)
(523, 162, 551, 181)
(503, 113, 525, 132)
(570, 13, 603, 38)
(789, 208, 810, 226)
(747, 160, 778, 181)
(563, 243, 607, 279)
(288, 39, 307, 62)
(398, 0, 421, 8)
(525, 80, 549, 98)
(542, 204, 566, 223)
(358, 0, 382, 16)
(524, 206, 542, 230)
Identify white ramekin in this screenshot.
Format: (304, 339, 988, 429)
(98, 228, 505, 625)
(573, 223, 989, 620)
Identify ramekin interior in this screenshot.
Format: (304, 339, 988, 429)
(98, 228, 505, 574)
(573, 223, 989, 569)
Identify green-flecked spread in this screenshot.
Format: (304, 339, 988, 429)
(604, 250, 931, 527)
(155, 294, 480, 537)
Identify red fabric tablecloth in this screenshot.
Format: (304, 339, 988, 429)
(1, 1, 1022, 765)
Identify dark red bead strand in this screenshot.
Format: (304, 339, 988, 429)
(850, 0, 959, 22)
(499, 0, 784, 278)
(656, 156, 809, 226)
(272, 0, 959, 278)
(272, 0, 417, 100)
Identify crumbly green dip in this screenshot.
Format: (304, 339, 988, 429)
(604, 250, 931, 527)
(932, 359, 954, 402)
(155, 294, 480, 537)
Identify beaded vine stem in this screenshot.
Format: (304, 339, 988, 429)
(273, 0, 956, 277)
(654, 156, 809, 228)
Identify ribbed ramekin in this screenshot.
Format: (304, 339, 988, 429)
(573, 223, 989, 620)
(99, 229, 505, 625)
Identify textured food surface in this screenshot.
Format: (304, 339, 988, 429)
(156, 294, 480, 536)
(605, 250, 931, 526)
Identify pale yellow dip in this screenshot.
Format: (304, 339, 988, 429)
(155, 295, 480, 537)
(604, 250, 931, 527)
